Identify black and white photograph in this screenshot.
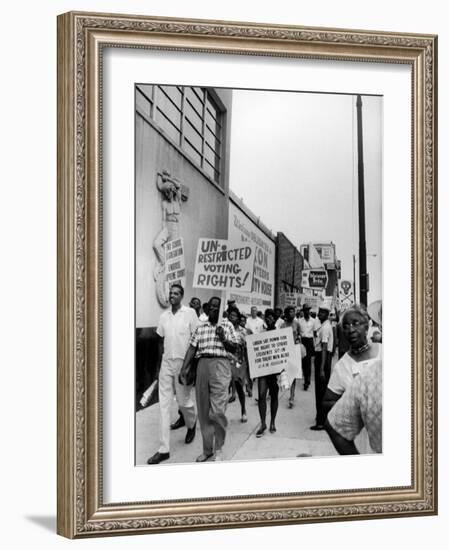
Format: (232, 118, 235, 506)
(135, 84, 383, 465)
(1, 0, 443, 545)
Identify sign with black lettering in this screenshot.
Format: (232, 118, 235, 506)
(192, 238, 255, 291)
(301, 269, 328, 289)
(225, 204, 275, 312)
(246, 328, 301, 382)
(164, 238, 186, 292)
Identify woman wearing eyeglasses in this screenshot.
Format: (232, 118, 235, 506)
(322, 304, 382, 453)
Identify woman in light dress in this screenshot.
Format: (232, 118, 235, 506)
(323, 304, 382, 454)
(226, 307, 249, 423)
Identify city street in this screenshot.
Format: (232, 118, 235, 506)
(136, 375, 338, 465)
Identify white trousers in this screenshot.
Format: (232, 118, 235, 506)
(158, 357, 196, 453)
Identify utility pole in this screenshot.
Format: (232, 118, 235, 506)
(352, 254, 357, 304)
(356, 95, 368, 306)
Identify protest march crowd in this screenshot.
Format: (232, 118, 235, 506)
(145, 283, 383, 465)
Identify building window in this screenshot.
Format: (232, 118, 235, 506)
(136, 84, 223, 185)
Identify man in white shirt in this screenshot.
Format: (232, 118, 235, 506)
(246, 306, 265, 334)
(310, 305, 334, 431)
(298, 304, 315, 390)
(198, 302, 209, 323)
(274, 307, 284, 329)
(147, 284, 199, 464)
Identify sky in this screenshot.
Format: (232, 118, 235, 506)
(228, 89, 383, 303)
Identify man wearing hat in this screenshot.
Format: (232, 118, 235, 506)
(310, 304, 334, 430)
(298, 304, 315, 390)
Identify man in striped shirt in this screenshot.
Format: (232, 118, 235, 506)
(180, 296, 238, 462)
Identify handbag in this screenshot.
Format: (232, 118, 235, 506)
(277, 369, 290, 390)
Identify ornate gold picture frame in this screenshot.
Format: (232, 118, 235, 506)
(57, 11, 437, 538)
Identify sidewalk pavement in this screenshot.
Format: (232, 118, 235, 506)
(136, 378, 337, 465)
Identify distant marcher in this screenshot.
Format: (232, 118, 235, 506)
(274, 306, 284, 329)
(189, 297, 202, 318)
(310, 305, 334, 431)
(239, 314, 248, 333)
(239, 314, 253, 397)
(199, 302, 209, 323)
(298, 304, 315, 390)
(255, 309, 280, 437)
(325, 359, 382, 454)
(147, 284, 199, 465)
(246, 306, 265, 335)
(329, 311, 338, 356)
(225, 299, 236, 316)
(180, 297, 238, 462)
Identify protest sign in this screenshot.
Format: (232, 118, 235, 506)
(301, 269, 328, 289)
(192, 238, 255, 291)
(284, 292, 301, 307)
(225, 203, 275, 312)
(246, 328, 302, 383)
(164, 238, 186, 292)
(299, 294, 321, 310)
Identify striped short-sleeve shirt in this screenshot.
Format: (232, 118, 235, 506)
(190, 319, 238, 358)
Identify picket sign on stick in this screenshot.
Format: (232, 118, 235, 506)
(164, 238, 186, 293)
(246, 328, 302, 383)
(192, 238, 255, 291)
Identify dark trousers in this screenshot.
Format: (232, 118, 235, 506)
(314, 351, 332, 426)
(257, 374, 279, 426)
(301, 337, 314, 385)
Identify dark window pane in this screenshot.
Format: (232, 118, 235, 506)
(184, 140, 202, 165)
(184, 118, 203, 151)
(204, 142, 220, 165)
(192, 87, 205, 104)
(206, 96, 221, 125)
(155, 95, 181, 130)
(159, 85, 182, 109)
(205, 127, 221, 153)
(185, 88, 204, 118)
(156, 109, 181, 144)
(136, 89, 152, 119)
(137, 84, 154, 102)
(206, 113, 221, 139)
(203, 161, 219, 182)
(184, 101, 202, 133)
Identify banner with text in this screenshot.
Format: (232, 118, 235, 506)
(164, 238, 186, 293)
(225, 202, 276, 313)
(192, 238, 255, 291)
(284, 292, 302, 307)
(299, 294, 337, 311)
(246, 328, 302, 382)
